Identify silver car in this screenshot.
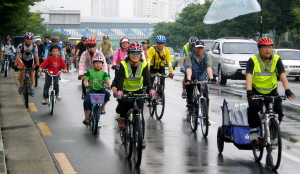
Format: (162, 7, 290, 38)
(273, 49, 300, 80)
(208, 38, 258, 84)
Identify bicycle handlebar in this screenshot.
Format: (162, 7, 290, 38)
(43, 70, 62, 76)
(123, 93, 149, 99)
(252, 95, 287, 100)
(150, 73, 170, 78)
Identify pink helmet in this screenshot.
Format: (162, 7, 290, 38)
(24, 32, 34, 40)
(128, 42, 142, 52)
(86, 38, 97, 46)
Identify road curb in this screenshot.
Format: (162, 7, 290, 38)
(0, 129, 7, 174)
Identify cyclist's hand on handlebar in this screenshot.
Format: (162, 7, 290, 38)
(184, 79, 191, 85)
(34, 65, 39, 71)
(285, 89, 296, 100)
(149, 89, 158, 99)
(114, 90, 124, 99)
(13, 65, 18, 72)
(247, 90, 254, 98)
(63, 70, 67, 73)
(210, 79, 218, 84)
(168, 73, 174, 79)
(78, 75, 84, 80)
(180, 68, 185, 73)
(111, 65, 119, 70)
(38, 68, 42, 72)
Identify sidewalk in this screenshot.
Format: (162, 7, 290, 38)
(0, 69, 59, 174)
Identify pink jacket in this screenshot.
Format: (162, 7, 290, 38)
(78, 50, 107, 75)
(112, 49, 128, 66)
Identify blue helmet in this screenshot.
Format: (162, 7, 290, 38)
(156, 35, 166, 43)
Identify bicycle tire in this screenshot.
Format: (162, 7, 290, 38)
(217, 126, 224, 153)
(124, 112, 132, 159)
(132, 114, 143, 167)
(148, 99, 155, 117)
(24, 78, 29, 108)
(155, 90, 165, 120)
(200, 98, 209, 137)
(252, 124, 264, 162)
(34, 70, 38, 87)
(67, 62, 70, 73)
(4, 62, 8, 78)
(91, 106, 100, 135)
(266, 118, 282, 170)
(190, 102, 198, 132)
(49, 91, 55, 115)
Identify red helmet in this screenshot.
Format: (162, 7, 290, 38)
(51, 35, 59, 42)
(257, 37, 273, 46)
(128, 42, 142, 52)
(86, 38, 97, 46)
(24, 32, 34, 40)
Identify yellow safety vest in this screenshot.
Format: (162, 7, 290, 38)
(121, 60, 147, 91)
(183, 42, 190, 59)
(251, 54, 279, 94)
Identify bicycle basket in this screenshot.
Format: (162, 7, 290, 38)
(90, 94, 105, 104)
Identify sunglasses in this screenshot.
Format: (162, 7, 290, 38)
(131, 52, 141, 55)
(88, 46, 95, 48)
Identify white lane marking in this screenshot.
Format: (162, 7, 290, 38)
(60, 78, 70, 82)
(282, 151, 300, 163)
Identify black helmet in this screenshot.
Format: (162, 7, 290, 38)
(81, 36, 88, 41)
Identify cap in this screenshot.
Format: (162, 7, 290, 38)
(120, 38, 129, 43)
(141, 39, 149, 44)
(35, 38, 41, 42)
(195, 40, 204, 48)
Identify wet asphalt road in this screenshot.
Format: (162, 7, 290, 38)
(28, 69, 300, 174)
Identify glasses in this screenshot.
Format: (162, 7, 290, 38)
(131, 52, 141, 55)
(88, 46, 95, 48)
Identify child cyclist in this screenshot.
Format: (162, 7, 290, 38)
(82, 57, 111, 125)
(39, 45, 67, 104)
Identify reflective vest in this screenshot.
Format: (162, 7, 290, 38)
(121, 60, 147, 91)
(183, 42, 190, 58)
(251, 54, 279, 94)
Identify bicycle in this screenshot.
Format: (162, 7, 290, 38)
(87, 87, 105, 135)
(65, 54, 72, 72)
(251, 95, 286, 170)
(148, 73, 169, 120)
(119, 91, 148, 167)
(188, 81, 209, 136)
(17, 67, 35, 108)
(3, 56, 10, 78)
(35, 56, 43, 87)
(43, 70, 61, 115)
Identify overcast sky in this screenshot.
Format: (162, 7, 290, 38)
(36, 0, 131, 17)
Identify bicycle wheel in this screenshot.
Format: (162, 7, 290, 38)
(124, 112, 133, 159)
(266, 118, 282, 170)
(4, 62, 8, 77)
(200, 98, 209, 137)
(132, 114, 143, 167)
(91, 106, 100, 135)
(23, 78, 29, 108)
(155, 90, 165, 120)
(217, 126, 224, 153)
(34, 70, 38, 87)
(252, 124, 264, 162)
(49, 91, 55, 115)
(190, 102, 198, 132)
(148, 99, 155, 117)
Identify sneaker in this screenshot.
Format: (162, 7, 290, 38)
(29, 89, 34, 96)
(83, 119, 91, 125)
(142, 139, 146, 148)
(115, 113, 121, 120)
(18, 86, 23, 94)
(101, 108, 106, 114)
(40, 99, 47, 105)
(250, 132, 259, 143)
(56, 94, 61, 101)
(118, 118, 125, 128)
(182, 90, 187, 99)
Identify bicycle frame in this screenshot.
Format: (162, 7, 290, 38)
(151, 73, 168, 91)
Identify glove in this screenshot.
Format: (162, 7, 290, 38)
(34, 65, 39, 71)
(210, 79, 218, 84)
(168, 73, 174, 79)
(149, 89, 158, 99)
(180, 68, 186, 73)
(285, 89, 294, 97)
(115, 90, 124, 99)
(185, 79, 191, 83)
(13, 65, 18, 72)
(78, 75, 83, 80)
(247, 90, 254, 98)
(111, 65, 116, 70)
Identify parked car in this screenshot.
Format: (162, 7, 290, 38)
(166, 47, 178, 70)
(208, 37, 257, 84)
(273, 49, 300, 80)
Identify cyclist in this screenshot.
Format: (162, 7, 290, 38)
(39, 45, 67, 104)
(246, 37, 296, 143)
(44, 35, 65, 60)
(73, 40, 80, 68)
(141, 39, 150, 60)
(1, 38, 16, 73)
(147, 35, 174, 87)
(75, 36, 88, 64)
(113, 42, 157, 147)
(184, 40, 214, 124)
(99, 35, 113, 75)
(180, 37, 198, 98)
(111, 37, 130, 72)
(35, 38, 45, 64)
(78, 38, 108, 100)
(82, 56, 111, 125)
(64, 39, 73, 70)
(43, 36, 50, 48)
(13, 32, 40, 96)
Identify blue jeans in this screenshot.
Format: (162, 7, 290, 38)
(1, 55, 14, 71)
(83, 89, 111, 111)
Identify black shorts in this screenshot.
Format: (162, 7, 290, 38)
(106, 57, 112, 64)
(22, 59, 35, 68)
